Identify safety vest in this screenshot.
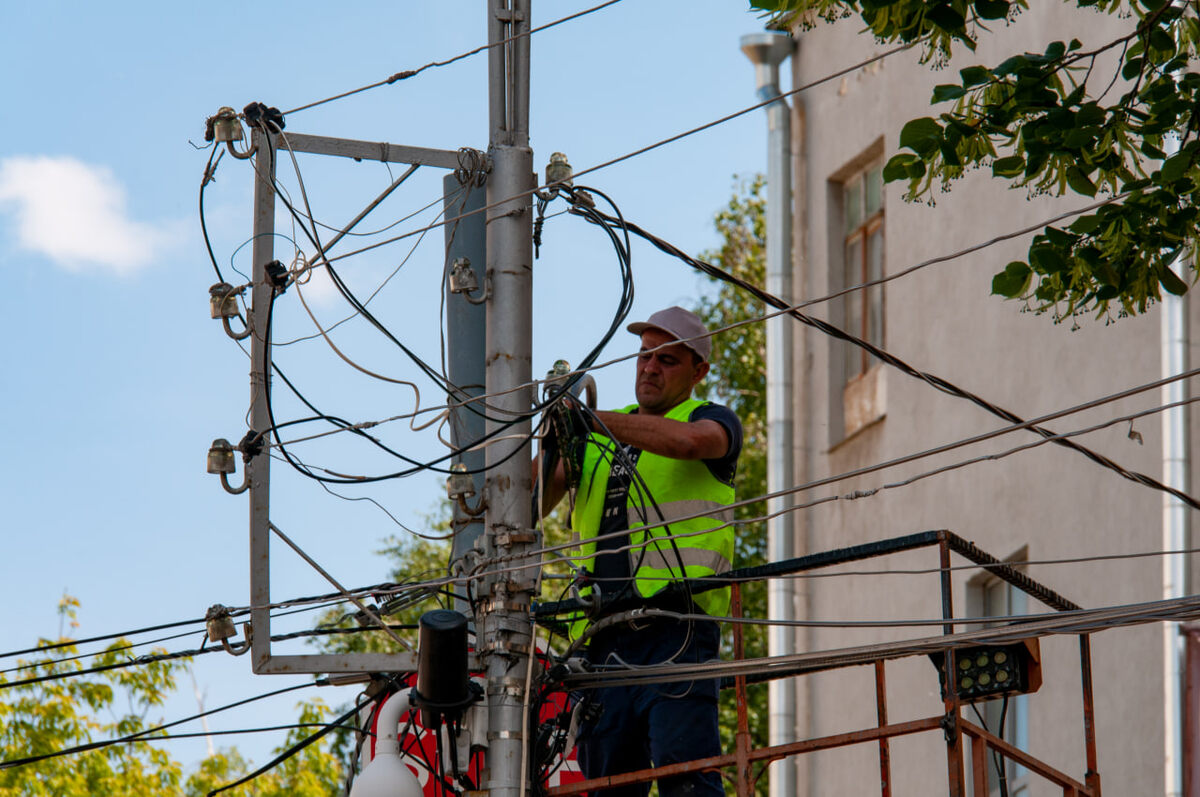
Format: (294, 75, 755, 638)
(568, 398, 735, 637)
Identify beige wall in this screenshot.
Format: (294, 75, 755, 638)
(783, 5, 1199, 795)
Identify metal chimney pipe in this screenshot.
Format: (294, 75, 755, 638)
(741, 30, 796, 797)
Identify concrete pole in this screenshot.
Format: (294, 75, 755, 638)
(480, 1, 536, 795)
(248, 127, 276, 671)
(444, 172, 488, 611)
(741, 32, 796, 797)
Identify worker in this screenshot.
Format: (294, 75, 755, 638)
(539, 305, 741, 797)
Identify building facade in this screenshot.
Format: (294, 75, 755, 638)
(778, 5, 1198, 795)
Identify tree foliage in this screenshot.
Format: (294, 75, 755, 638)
(694, 175, 769, 794)
(755, 0, 1200, 322)
(0, 596, 343, 797)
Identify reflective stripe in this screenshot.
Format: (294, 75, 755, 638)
(634, 545, 733, 575)
(628, 499, 734, 528)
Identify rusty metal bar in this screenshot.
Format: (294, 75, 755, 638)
(875, 659, 891, 797)
(946, 532, 1080, 612)
(1079, 634, 1102, 796)
(732, 583, 753, 797)
(1184, 624, 1200, 797)
(960, 719, 1093, 795)
(545, 717, 944, 797)
(970, 734, 988, 797)
(938, 532, 966, 797)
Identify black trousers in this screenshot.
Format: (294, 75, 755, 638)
(576, 618, 724, 797)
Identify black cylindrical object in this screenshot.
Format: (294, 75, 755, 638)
(415, 609, 470, 726)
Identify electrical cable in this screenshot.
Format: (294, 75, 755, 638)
(559, 591, 1200, 691)
(206, 698, 365, 796)
(0, 681, 319, 770)
(317, 42, 920, 268)
(511, 390, 1200, 593)
(582, 206, 1200, 512)
(0, 625, 414, 691)
(200, 145, 226, 283)
(280, 0, 628, 116)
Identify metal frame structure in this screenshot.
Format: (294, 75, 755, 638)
(244, 127, 465, 675)
(546, 530, 1103, 797)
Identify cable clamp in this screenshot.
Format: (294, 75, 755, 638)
(237, 430, 264, 461)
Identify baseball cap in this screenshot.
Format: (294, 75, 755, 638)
(626, 306, 711, 362)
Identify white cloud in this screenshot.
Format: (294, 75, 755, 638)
(0, 155, 174, 275)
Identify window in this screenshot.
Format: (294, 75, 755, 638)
(972, 572, 1031, 797)
(842, 161, 885, 381)
(834, 157, 886, 440)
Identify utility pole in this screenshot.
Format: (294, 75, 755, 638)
(479, 1, 536, 795)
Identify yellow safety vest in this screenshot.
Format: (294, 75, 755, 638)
(567, 398, 735, 639)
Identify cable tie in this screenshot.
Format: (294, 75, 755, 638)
(845, 489, 879, 500)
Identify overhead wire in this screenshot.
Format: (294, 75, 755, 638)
(583, 207, 1200, 511)
(475, 362, 1200, 583)
(560, 591, 1200, 691)
(0, 681, 320, 770)
(279, 0, 628, 117)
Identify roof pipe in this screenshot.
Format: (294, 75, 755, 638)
(1163, 257, 1190, 797)
(741, 31, 796, 797)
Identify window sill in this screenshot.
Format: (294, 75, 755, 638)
(841, 363, 886, 441)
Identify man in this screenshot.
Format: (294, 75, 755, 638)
(540, 306, 741, 797)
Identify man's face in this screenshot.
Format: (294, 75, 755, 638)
(634, 328, 709, 415)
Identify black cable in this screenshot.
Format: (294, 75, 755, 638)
(280, 0, 627, 117)
(0, 625, 413, 691)
(583, 207, 1200, 513)
(207, 699, 363, 796)
(1, 681, 318, 770)
(252, 172, 636, 485)
(200, 145, 226, 283)
(0, 614, 212, 659)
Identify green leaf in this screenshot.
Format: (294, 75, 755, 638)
(973, 0, 1009, 20)
(1122, 57, 1144, 80)
(960, 65, 992, 86)
(932, 84, 968, 102)
(1149, 27, 1176, 54)
(1044, 41, 1066, 60)
(927, 3, 967, 32)
(1030, 245, 1068, 273)
(1160, 266, 1189, 295)
(992, 261, 1032, 297)
(1066, 166, 1098, 197)
(992, 155, 1025, 176)
(1069, 215, 1101, 234)
(899, 116, 943, 155)
(1162, 152, 1192, 183)
(882, 153, 919, 182)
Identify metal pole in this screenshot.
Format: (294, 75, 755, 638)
(938, 533, 966, 797)
(741, 32, 797, 797)
(481, 1, 535, 795)
(445, 172, 488, 612)
(248, 128, 276, 672)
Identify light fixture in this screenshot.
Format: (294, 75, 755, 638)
(349, 691, 424, 797)
(930, 639, 1042, 703)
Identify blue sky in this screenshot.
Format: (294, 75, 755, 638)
(0, 0, 786, 772)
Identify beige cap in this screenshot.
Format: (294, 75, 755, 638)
(626, 305, 711, 362)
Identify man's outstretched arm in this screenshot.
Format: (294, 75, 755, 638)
(591, 411, 729, 461)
